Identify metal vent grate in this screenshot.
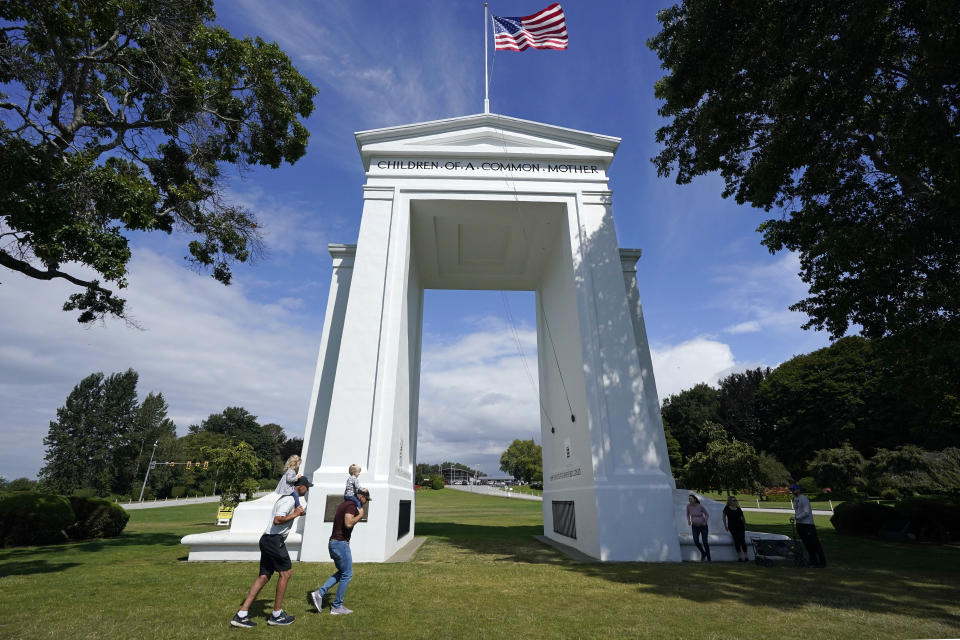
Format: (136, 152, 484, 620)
(398, 500, 411, 539)
(552, 500, 577, 539)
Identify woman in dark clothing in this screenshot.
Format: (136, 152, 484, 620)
(722, 496, 748, 561)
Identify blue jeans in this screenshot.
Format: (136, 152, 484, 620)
(319, 540, 353, 608)
(692, 524, 711, 560)
(346, 495, 361, 510)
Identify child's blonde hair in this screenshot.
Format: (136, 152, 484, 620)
(284, 455, 302, 471)
(348, 464, 361, 476)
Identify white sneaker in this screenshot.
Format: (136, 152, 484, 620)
(311, 590, 324, 612)
(330, 605, 353, 615)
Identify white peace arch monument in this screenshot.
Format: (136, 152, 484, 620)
(183, 113, 779, 563)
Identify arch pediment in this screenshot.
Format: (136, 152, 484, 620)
(356, 113, 620, 170)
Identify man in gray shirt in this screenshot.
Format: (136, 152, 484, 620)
(231, 476, 312, 628)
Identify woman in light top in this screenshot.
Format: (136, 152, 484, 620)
(686, 494, 711, 562)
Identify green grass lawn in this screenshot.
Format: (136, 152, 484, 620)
(2, 490, 959, 639)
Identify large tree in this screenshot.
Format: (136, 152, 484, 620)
(499, 439, 543, 483)
(717, 367, 770, 451)
(0, 0, 317, 322)
(682, 422, 763, 494)
(758, 337, 879, 471)
(40, 369, 140, 494)
(649, 1, 960, 339)
(189, 407, 277, 477)
(202, 441, 261, 508)
(660, 383, 720, 459)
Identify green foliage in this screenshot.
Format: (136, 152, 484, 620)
(864, 445, 960, 496)
(65, 496, 129, 539)
(682, 422, 763, 493)
(880, 488, 902, 501)
(717, 367, 771, 449)
(894, 495, 960, 542)
(759, 337, 878, 471)
(39, 370, 178, 498)
(0, 492, 74, 547)
(189, 407, 278, 477)
(757, 452, 791, 488)
(797, 477, 820, 496)
(5, 477, 37, 492)
(830, 501, 898, 536)
(831, 495, 960, 543)
(663, 426, 683, 475)
(0, 0, 317, 322)
(660, 383, 720, 459)
(201, 441, 261, 508)
(499, 439, 543, 483)
(649, 0, 960, 339)
(429, 474, 444, 491)
(807, 444, 865, 495)
(40, 370, 138, 495)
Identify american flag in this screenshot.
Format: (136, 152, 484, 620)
(492, 3, 568, 51)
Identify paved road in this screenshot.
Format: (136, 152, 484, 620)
(118, 491, 271, 510)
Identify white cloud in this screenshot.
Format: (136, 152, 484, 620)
(711, 252, 812, 333)
(416, 318, 541, 475)
(230, 0, 476, 130)
(0, 250, 322, 480)
(724, 320, 761, 335)
(650, 337, 737, 398)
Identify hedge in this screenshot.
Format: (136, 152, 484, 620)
(0, 493, 74, 547)
(0, 493, 130, 547)
(895, 495, 960, 543)
(830, 496, 960, 542)
(66, 496, 130, 540)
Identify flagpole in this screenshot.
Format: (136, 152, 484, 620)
(484, 2, 490, 113)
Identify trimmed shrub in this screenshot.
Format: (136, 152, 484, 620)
(0, 492, 74, 547)
(830, 500, 897, 536)
(797, 476, 819, 495)
(66, 496, 130, 540)
(894, 495, 960, 542)
(429, 474, 444, 490)
(880, 488, 902, 501)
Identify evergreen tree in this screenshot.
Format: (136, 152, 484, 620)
(40, 369, 140, 495)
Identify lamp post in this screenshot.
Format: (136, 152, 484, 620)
(138, 440, 158, 502)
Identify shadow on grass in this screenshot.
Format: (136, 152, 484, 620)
(0, 559, 81, 576)
(417, 522, 573, 565)
(568, 561, 960, 629)
(0, 532, 183, 557)
(417, 519, 960, 628)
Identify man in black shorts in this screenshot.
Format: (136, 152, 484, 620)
(230, 476, 311, 628)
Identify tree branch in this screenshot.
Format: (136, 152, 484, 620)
(0, 248, 114, 293)
(73, 29, 120, 61)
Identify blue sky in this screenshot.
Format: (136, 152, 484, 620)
(0, 1, 831, 482)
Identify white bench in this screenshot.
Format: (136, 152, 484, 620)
(181, 493, 303, 562)
(673, 489, 790, 561)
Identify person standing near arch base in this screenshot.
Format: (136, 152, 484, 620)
(311, 488, 371, 615)
(790, 483, 826, 568)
